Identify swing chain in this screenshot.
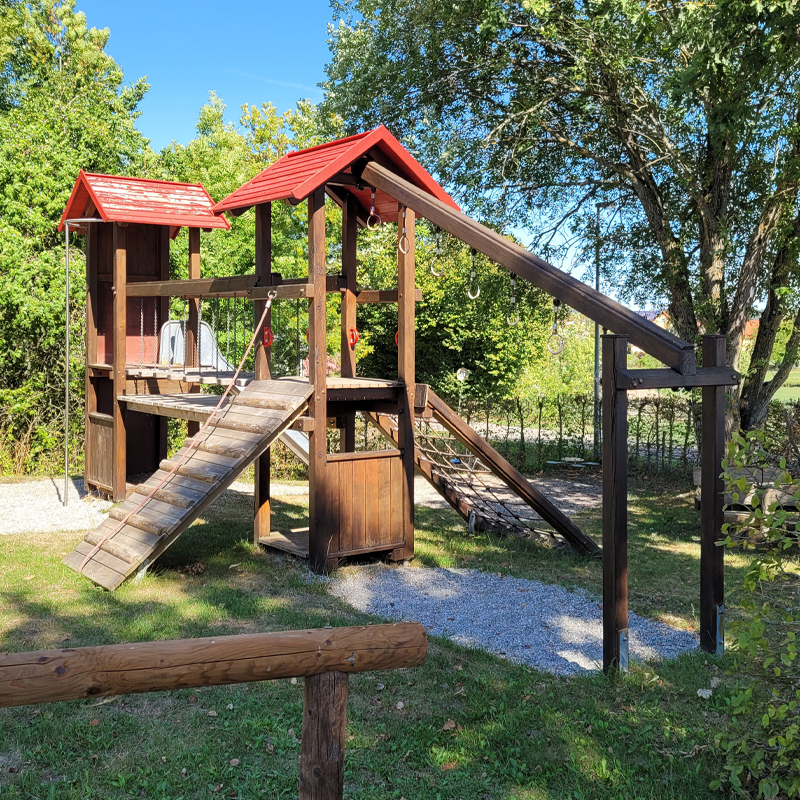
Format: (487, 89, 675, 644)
(139, 297, 144, 366)
(467, 248, 480, 299)
(367, 188, 381, 230)
(430, 227, 444, 277)
(507, 274, 519, 326)
(547, 297, 564, 355)
(153, 297, 158, 366)
(398, 208, 411, 254)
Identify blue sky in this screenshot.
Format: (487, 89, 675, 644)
(76, 0, 333, 151)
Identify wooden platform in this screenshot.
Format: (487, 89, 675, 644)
(64, 379, 313, 590)
(259, 528, 310, 557)
(88, 363, 255, 388)
(120, 393, 233, 422)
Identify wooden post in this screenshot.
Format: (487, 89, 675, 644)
(157, 227, 170, 463)
(395, 206, 415, 561)
(298, 671, 349, 800)
(701, 335, 726, 655)
(186, 228, 201, 438)
(254, 203, 272, 544)
(340, 193, 358, 452)
(84, 222, 98, 489)
(307, 189, 330, 573)
(602, 335, 628, 672)
(112, 223, 127, 501)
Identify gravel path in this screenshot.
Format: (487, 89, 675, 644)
(0, 478, 114, 535)
(330, 564, 698, 676)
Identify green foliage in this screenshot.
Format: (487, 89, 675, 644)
(0, 0, 151, 473)
(715, 430, 800, 797)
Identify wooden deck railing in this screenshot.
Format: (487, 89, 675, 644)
(0, 623, 427, 800)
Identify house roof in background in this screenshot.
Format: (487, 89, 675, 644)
(59, 171, 230, 237)
(213, 125, 460, 221)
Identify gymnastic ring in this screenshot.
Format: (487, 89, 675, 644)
(430, 258, 444, 278)
(348, 328, 359, 347)
(263, 326, 274, 347)
(395, 330, 399, 347)
(507, 311, 519, 327)
(547, 334, 565, 355)
(367, 212, 381, 230)
(398, 234, 411, 255)
(467, 284, 481, 300)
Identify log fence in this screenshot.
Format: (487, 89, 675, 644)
(0, 623, 427, 800)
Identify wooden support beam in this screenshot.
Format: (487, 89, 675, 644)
(112, 223, 127, 502)
(126, 274, 259, 297)
(254, 203, 272, 545)
(84, 222, 98, 490)
(307, 189, 331, 573)
(396, 205, 415, 562)
(158, 227, 171, 463)
(340, 193, 358, 453)
(0, 623, 427, 708)
(602, 335, 629, 673)
(299, 671, 348, 800)
(186, 228, 201, 438)
(360, 161, 696, 374)
(616, 366, 740, 391)
(354, 289, 423, 304)
(247, 284, 315, 300)
(700, 335, 726, 656)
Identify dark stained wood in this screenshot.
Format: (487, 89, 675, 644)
(126, 274, 258, 297)
(0, 623, 427, 708)
(359, 161, 696, 375)
(616, 366, 740, 391)
(700, 335, 726, 656)
(307, 188, 330, 573)
(327, 449, 401, 462)
(397, 206, 415, 560)
(340, 193, 358, 452)
(85, 222, 99, 489)
(602, 335, 629, 672)
(299, 671, 348, 800)
(112, 223, 127, 501)
(254, 203, 272, 544)
(186, 228, 202, 438)
(353, 289, 422, 303)
(427, 390, 599, 554)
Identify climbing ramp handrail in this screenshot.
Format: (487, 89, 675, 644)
(358, 160, 696, 375)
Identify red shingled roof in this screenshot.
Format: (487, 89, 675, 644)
(59, 171, 230, 237)
(213, 125, 459, 221)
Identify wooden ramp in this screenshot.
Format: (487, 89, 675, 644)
(64, 379, 312, 590)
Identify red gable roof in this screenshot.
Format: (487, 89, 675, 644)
(213, 125, 459, 221)
(59, 171, 230, 237)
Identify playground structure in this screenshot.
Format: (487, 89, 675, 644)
(59, 125, 739, 671)
(0, 622, 427, 800)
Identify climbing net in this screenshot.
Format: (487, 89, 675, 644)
(412, 417, 560, 544)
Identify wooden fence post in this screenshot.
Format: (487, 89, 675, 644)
(701, 335, 726, 655)
(602, 335, 629, 672)
(299, 671, 349, 800)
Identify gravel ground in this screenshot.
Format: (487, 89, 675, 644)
(0, 478, 114, 535)
(330, 564, 698, 676)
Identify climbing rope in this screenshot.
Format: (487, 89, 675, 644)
(79, 291, 279, 576)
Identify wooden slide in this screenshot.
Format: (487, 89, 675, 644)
(64, 379, 312, 590)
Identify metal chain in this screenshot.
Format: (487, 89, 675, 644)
(233, 296, 238, 370)
(139, 298, 144, 366)
(507, 274, 519, 326)
(226, 297, 230, 364)
(153, 299, 158, 366)
(468, 248, 480, 299)
(197, 298, 202, 376)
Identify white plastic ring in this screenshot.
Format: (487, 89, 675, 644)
(367, 212, 381, 230)
(398, 234, 410, 254)
(547, 334, 565, 355)
(430, 260, 444, 277)
(507, 311, 519, 327)
(468, 284, 481, 300)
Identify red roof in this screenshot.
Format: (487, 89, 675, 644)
(59, 171, 230, 237)
(213, 125, 459, 221)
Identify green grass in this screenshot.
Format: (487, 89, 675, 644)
(0, 477, 764, 799)
(767, 366, 800, 401)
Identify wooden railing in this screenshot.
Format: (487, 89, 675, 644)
(0, 623, 427, 800)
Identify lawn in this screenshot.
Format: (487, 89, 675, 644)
(0, 473, 764, 799)
(767, 366, 800, 402)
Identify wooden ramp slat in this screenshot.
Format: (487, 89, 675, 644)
(64, 380, 312, 590)
(258, 528, 310, 558)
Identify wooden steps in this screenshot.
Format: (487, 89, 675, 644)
(64, 379, 312, 590)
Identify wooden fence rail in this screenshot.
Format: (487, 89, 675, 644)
(0, 623, 427, 800)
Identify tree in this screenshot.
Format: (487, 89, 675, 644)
(323, 0, 800, 430)
(0, 0, 152, 472)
